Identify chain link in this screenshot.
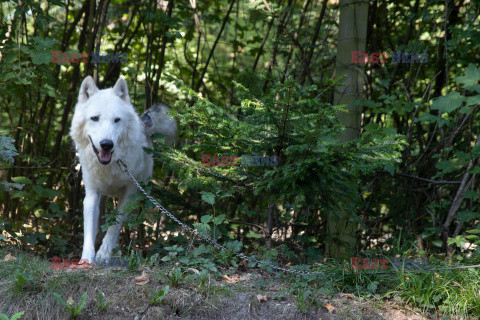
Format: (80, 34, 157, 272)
(117, 159, 320, 276)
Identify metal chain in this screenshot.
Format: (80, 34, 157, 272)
(117, 159, 480, 275)
(117, 159, 319, 276)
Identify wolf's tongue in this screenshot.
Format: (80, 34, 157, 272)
(99, 150, 112, 162)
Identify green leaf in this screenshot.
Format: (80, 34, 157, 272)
(40, 84, 56, 97)
(456, 210, 479, 223)
(200, 215, 212, 224)
(77, 292, 87, 311)
(464, 190, 478, 200)
(11, 176, 32, 185)
(37, 177, 48, 184)
(225, 240, 243, 252)
(31, 51, 52, 65)
(49, 203, 60, 212)
(459, 106, 473, 115)
(29, 37, 55, 65)
(367, 280, 379, 293)
(53, 293, 67, 307)
(421, 227, 440, 239)
(435, 160, 455, 173)
(469, 166, 480, 173)
(0, 136, 18, 164)
(1, 181, 24, 192)
(11, 191, 28, 198)
(466, 95, 480, 106)
(473, 146, 480, 158)
(447, 235, 465, 247)
(194, 223, 209, 236)
(32, 36, 55, 49)
(213, 214, 226, 225)
(431, 92, 465, 113)
(384, 163, 395, 175)
(246, 230, 263, 239)
(201, 192, 215, 205)
(466, 229, 480, 234)
(10, 312, 25, 320)
(161, 285, 170, 296)
(455, 64, 480, 93)
(414, 113, 438, 123)
(432, 240, 443, 247)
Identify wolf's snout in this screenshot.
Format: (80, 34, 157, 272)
(92, 139, 114, 165)
(100, 139, 114, 151)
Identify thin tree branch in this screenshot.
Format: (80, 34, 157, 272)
(252, 17, 274, 72)
(389, 172, 462, 185)
(442, 134, 480, 254)
(282, 0, 312, 82)
(195, 0, 236, 91)
(299, 0, 328, 84)
(152, 0, 175, 103)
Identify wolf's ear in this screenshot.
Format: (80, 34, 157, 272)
(78, 76, 98, 103)
(113, 77, 130, 103)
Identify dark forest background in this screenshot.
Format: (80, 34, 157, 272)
(1, 0, 480, 267)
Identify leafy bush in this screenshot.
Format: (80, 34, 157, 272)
(146, 74, 404, 260)
(0, 311, 25, 320)
(0, 136, 22, 193)
(53, 292, 88, 318)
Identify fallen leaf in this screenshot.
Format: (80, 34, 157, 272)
(238, 273, 254, 281)
(188, 268, 200, 274)
(268, 285, 281, 291)
(134, 271, 149, 285)
(339, 292, 355, 299)
(256, 294, 268, 302)
(4, 253, 17, 261)
(222, 274, 241, 283)
(325, 302, 335, 313)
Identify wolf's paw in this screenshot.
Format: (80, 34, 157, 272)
(96, 241, 114, 263)
(96, 248, 112, 262)
(80, 246, 96, 265)
(79, 255, 95, 265)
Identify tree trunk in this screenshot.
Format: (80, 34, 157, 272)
(325, 0, 368, 258)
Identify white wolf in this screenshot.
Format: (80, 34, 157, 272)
(70, 76, 176, 264)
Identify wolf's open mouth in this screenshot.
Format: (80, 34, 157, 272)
(88, 136, 113, 165)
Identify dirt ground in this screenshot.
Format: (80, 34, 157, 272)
(0, 265, 430, 320)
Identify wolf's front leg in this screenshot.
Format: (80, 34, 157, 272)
(80, 191, 101, 264)
(96, 187, 135, 262)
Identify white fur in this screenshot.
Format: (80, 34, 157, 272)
(70, 76, 153, 263)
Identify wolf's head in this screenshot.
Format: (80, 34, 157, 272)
(70, 76, 141, 165)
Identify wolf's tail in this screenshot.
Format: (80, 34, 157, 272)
(140, 103, 177, 145)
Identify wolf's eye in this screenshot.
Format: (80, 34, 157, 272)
(114, 118, 121, 123)
(91, 116, 99, 122)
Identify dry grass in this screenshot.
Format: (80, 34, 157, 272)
(0, 246, 429, 320)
